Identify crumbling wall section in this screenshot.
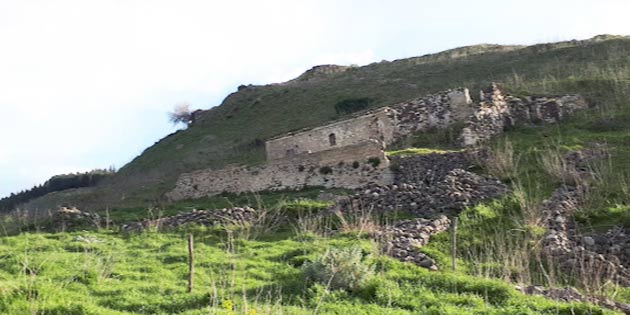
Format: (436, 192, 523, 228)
(166, 140, 394, 200)
(265, 88, 473, 161)
(390, 88, 473, 140)
(459, 84, 588, 146)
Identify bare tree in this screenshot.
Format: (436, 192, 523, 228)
(168, 102, 192, 126)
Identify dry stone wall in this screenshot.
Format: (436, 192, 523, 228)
(121, 207, 257, 232)
(390, 88, 473, 140)
(166, 140, 394, 200)
(337, 152, 508, 217)
(541, 146, 630, 286)
(374, 215, 451, 271)
(459, 83, 588, 146)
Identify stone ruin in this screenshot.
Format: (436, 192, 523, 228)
(265, 88, 473, 161)
(459, 83, 588, 146)
(166, 83, 587, 201)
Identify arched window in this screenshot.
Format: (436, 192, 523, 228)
(328, 133, 337, 146)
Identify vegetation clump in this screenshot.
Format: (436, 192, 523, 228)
(334, 97, 373, 115)
(302, 246, 374, 291)
(367, 157, 381, 167)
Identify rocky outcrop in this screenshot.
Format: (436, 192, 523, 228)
(375, 216, 451, 270)
(582, 226, 630, 270)
(287, 65, 351, 83)
(121, 207, 257, 232)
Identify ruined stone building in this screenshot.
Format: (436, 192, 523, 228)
(265, 88, 473, 161)
(166, 84, 587, 201)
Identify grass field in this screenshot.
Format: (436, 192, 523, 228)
(0, 226, 619, 314)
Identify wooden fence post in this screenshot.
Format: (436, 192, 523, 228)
(451, 217, 457, 272)
(187, 234, 194, 293)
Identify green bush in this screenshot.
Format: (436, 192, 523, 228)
(302, 246, 374, 291)
(319, 166, 333, 174)
(334, 98, 373, 115)
(367, 157, 381, 168)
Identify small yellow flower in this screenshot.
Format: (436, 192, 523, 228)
(247, 309, 258, 315)
(221, 299, 234, 311)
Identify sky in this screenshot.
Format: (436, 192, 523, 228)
(1, 0, 630, 198)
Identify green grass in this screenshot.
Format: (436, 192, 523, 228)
(98, 188, 345, 226)
(0, 228, 618, 314)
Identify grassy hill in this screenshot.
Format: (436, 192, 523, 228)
(4, 35, 630, 314)
(20, 34, 630, 210)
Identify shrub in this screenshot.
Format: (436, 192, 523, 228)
(334, 98, 373, 115)
(302, 246, 374, 291)
(538, 148, 580, 185)
(476, 139, 520, 180)
(352, 161, 360, 169)
(319, 166, 333, 175)
(367, 157, 381, 168)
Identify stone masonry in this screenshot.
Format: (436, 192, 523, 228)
(265, 108, 396, 160)
(168, 84, 587, 201)
(459, 83, 588, 146)
(265, 88, 473, 161)
(166, 140, 393, 200)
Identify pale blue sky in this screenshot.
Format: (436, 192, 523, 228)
(1, 0, 629, 198)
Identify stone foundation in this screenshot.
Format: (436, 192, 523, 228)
(166, 140, 393, 200)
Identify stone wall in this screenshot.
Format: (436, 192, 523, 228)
(390, 88, 473, 140)
(265, 88, 472, 161)
(459, 83, 588, 146)
(459, 83, 511, 147)
(166, 140, 394, 200)
(265, 108, 396, 160)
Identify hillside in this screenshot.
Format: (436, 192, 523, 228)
(4, 35, 630, 314)
(20, 35, 630, 210)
